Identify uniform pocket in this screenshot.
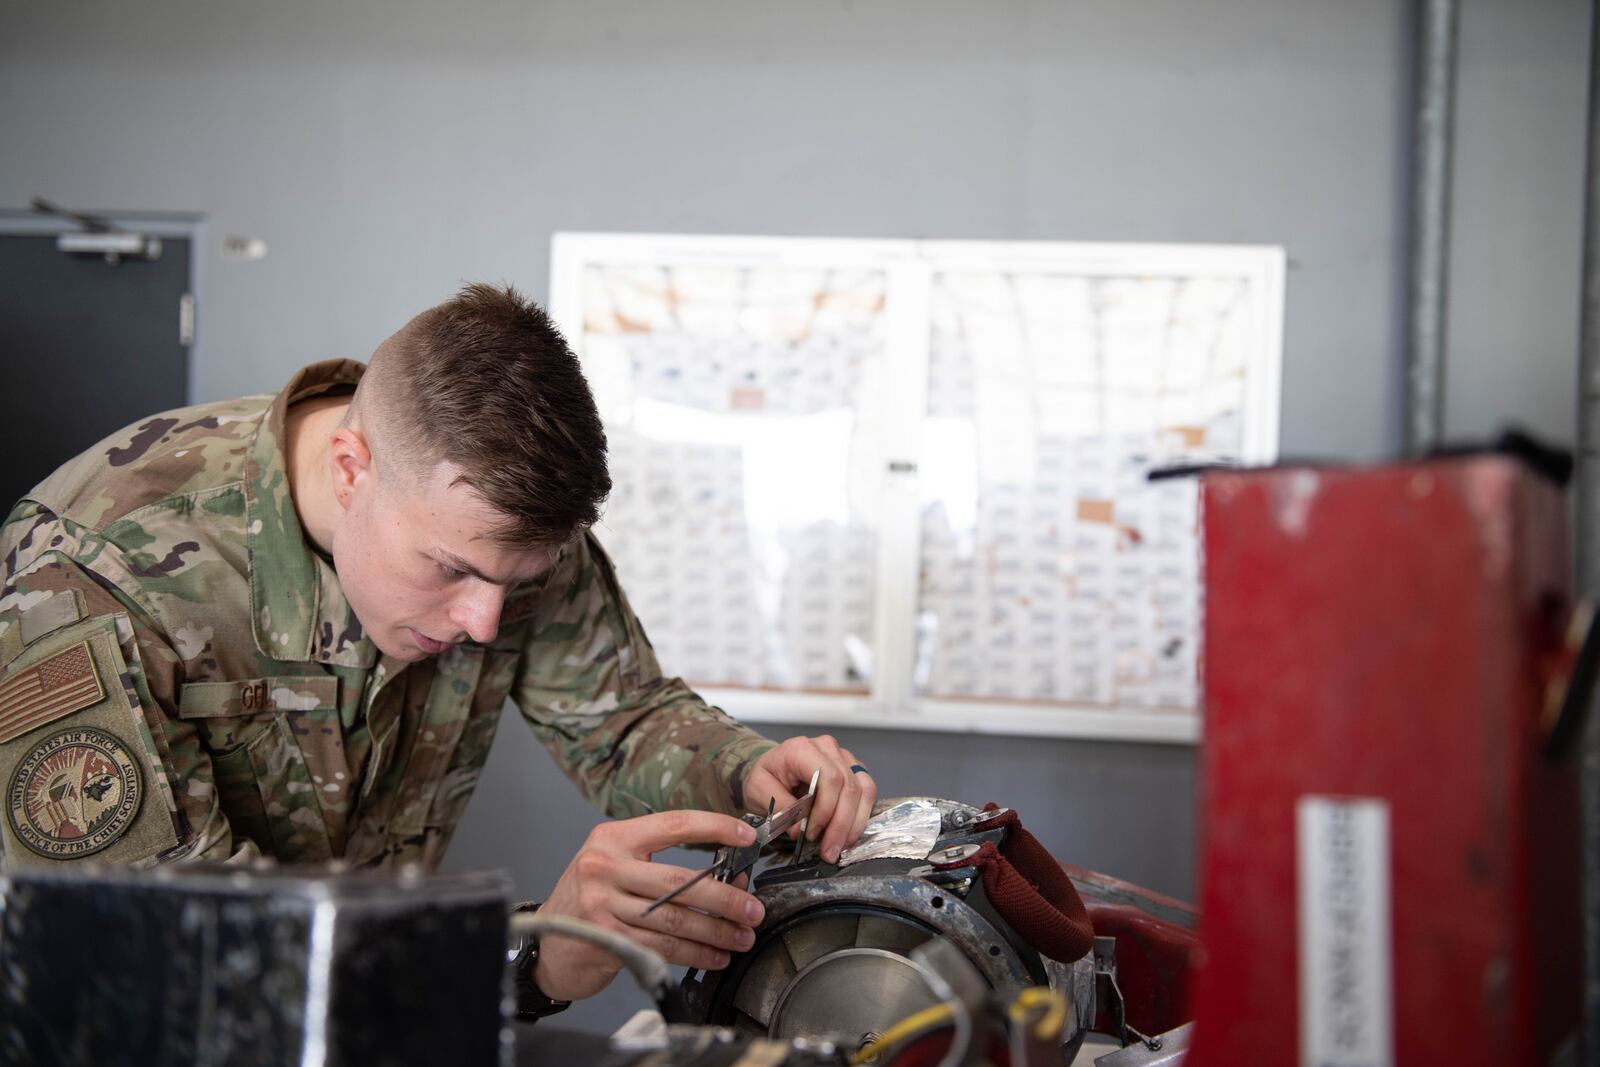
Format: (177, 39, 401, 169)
(179, 675, 338, 862)
(210, 741, 272, 854)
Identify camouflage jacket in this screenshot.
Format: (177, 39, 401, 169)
(0, 360, 774, 870)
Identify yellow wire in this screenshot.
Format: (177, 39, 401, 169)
(848, 985, 1067, 1063)
(1007, 986, 1068, 1041)
(849, 1002, 959, 1065)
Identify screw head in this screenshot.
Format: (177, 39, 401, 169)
(934, 843, 981, 864)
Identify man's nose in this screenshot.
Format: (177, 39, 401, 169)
(450, 581, 504, 644)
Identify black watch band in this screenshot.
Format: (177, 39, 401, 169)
(509, 901, 571, 1021)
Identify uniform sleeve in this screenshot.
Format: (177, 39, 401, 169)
(510, 532, 776, 820)
(0, 506, 255, 866)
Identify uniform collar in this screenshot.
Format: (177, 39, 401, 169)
(244, 359, 378, 668)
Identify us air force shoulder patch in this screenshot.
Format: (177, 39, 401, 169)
(0, 615, 181, 866)
(7, 726, 142, 858)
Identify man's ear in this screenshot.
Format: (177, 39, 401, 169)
(328, 426, 374, 510)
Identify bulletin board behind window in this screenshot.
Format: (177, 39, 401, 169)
(551, 234, 1283, 742)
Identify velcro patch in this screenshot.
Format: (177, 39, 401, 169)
(178, 675, 337, 719)
(0, 641, 104, 744)
(0, 618, 20, 669)
(7, 725, 142, 859)
(0, 616, 181, 867)
(18, 589, 86, 647)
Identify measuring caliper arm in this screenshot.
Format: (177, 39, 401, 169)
(641, 769, 821, 917)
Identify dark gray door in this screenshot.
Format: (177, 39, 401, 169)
(0, 231, 190, 512)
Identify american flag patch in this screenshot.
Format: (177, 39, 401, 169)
(0, 641, 105, 745)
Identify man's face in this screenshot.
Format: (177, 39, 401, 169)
(330, 456, 559, 662)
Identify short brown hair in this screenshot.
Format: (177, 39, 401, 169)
(353, 283, 611, 547)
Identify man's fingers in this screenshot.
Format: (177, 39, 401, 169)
(838, 746, 877, 848)
(586, 918, 735, 973)
(743, 769, 799, 837)
(804, 763, 838, 841)
(624, 897, 756, 956)
(851, 778, 877, 843)
(793, 735, 846, 845)
(746, 735, 877, 856)
(750, 777, 799, 818)
(624, 860, 766, 925)
(818, 771, 863, 863)
(637, 929, 735, 973)
(539, 810, 772, 1001)
(607, 809, 756, 856)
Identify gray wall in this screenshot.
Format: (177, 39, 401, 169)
(1, 0, 1589, 1034)
(1448, 0, 1587, 444)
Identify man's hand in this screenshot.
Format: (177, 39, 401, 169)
(744, 734, 877, 864)
(534, 811, 766, 1002)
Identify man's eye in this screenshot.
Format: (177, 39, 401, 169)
(436, 562, 465, 579)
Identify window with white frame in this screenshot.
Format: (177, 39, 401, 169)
(550, 234, 1283, 742)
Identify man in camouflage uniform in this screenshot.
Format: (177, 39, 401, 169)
(0, 284, 876, 1004)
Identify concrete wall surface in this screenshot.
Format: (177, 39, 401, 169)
(0, 0, 1589, 1033)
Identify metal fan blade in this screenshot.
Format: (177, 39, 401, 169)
(779, 913, 860, 971)
(767, 947, 949, 1043)
(852, 913, 933, 955)
(732, 940, 799, 1026)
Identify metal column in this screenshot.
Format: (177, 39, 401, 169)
(1404, 0, 1460, 457)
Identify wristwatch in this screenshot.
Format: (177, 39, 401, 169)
(508, 901, 572, 1021)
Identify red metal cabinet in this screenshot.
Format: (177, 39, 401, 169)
(1189, 458, 1583, 1065)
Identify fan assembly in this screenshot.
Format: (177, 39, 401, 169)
(681, 798, 1114, 1061)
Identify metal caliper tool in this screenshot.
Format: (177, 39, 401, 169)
(642, 769, 820, 917)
